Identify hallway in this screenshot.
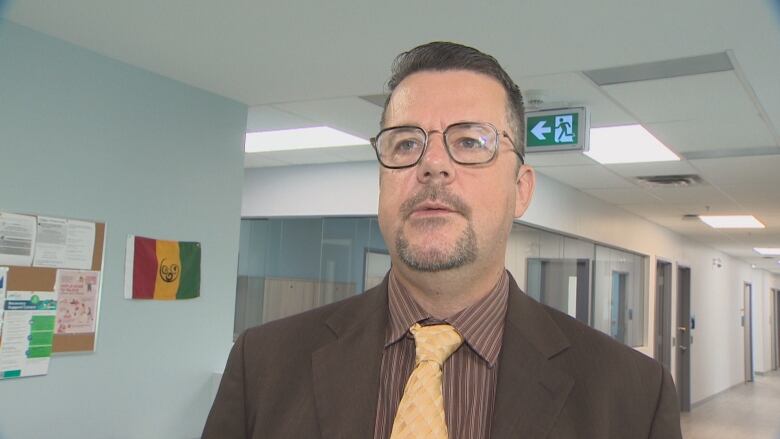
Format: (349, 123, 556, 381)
(681, 371, 780, 439)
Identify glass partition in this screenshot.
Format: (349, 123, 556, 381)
(507, 224, 594, 323)
(235, 218, 647, 347)
(591, 245, 646, 347)
(234, 218, 387, 338)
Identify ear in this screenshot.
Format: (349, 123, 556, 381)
(513, 164, 536, 218)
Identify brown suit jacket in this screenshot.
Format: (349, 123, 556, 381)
(203, 274, 682, 438)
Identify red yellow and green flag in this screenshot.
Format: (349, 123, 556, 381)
(124, 235, 201, 300)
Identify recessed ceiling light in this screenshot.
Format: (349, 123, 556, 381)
(584, 124, 680, 164)
(245, 126, 368, 153)
(754, 248, 780, 256)
(699, 215, 765, 229)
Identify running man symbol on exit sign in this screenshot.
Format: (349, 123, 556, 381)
(525, 107, 588, 152)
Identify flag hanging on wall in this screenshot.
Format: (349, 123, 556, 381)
(124, 235, 201, 300)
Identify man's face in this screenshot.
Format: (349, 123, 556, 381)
(378, 70, 535, 273)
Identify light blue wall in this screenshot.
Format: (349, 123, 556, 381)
(0, 20, 247, 439)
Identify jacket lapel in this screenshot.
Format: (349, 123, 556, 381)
(491, 276, 574, 439)
(311, 278, 389, 439)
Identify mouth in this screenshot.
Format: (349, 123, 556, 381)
(409, 201, 459, 218)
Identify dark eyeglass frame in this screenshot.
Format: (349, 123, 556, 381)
(370, 121, 525, 169)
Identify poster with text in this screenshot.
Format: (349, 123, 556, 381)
(54, 270, 99, 334)
(33, 217, 95, 270)
(0, 291, 57, 379)
(0, 212, 36, 267)
(0, 267, 7, 338)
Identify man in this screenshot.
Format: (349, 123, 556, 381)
(203, 42, 683, 439)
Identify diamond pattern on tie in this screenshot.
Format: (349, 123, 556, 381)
(390, 323, 463, 439)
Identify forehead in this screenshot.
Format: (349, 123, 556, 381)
(384, 70, 508, 128)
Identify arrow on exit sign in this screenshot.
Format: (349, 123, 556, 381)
(530, 120, 552, 141)
(525, 107, 589, 153)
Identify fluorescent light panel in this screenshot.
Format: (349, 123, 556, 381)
(245, 126, 368, 153)
(754, 247, 780, 256)
(699, 215, 765, 229)
(584, 124, 679, 164)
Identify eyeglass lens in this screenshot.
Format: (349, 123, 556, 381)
(376, 123, 498, 167)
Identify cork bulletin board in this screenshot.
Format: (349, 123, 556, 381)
(0, 213, 105, 354)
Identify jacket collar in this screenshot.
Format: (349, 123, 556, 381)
(311, 276, 388, 439)
(491, 273, 574, 438)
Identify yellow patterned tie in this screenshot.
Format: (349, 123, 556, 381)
(390, 323, 464, 439)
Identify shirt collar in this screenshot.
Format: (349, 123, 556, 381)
(385, 269, 509, 367)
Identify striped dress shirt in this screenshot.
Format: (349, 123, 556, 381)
(373, 270, 509, 439)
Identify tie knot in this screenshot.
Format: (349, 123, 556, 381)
(410, 323, 463, 366)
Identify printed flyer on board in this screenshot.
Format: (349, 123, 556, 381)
(0, 267, 7, 337)
(0, 291, 58, 379)
(33, 217, 95, 270)
(55, 270, 99, 334)
(0, 213, 36, 267)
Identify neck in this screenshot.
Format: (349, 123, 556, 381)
(392, 259, 505, 319)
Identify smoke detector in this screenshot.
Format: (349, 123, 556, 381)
(525, 90, 546, 109)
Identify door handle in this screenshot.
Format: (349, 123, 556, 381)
(678, 326, 688, 332)
(679, 345, 688, 351)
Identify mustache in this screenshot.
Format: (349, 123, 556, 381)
(399, 186, 472, 220)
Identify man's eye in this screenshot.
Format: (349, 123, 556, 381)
(393, 139, 422, 152)
(455, 137, 486, 150)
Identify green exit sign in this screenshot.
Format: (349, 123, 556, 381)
(525, 107, 589, 153)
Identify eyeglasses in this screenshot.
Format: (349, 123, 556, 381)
(370, 122, 524, 169)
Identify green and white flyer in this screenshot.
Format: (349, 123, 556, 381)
(0, 290, 58, 379)
(0, 267, 7, 337)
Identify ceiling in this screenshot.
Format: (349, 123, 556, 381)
(4, 0, 780, 273)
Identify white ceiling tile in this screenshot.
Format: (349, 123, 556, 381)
(537, 165, 636, 189)
(246, 105, 317, 132)
(584, 188, 662, 205)
(666, 203, 745, 216)
(526, 151, 599, 167)
(690, 155, 780, 187)
(719, 230, 780, 248)
(648, 216, 714, 234)
(275, 97, 382, 140)
(606, 160, 697, 178)
(754, 215, 780, 228)
(620, 202, 688, 217)
(719, 186, 780, 213)
(519, 72, 635, 128)
(646, 117, 776, 154)
(645, 185, 734, 204)
(601, 71, 759, 124)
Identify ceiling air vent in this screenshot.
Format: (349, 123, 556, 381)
(635, 174, 703, 188)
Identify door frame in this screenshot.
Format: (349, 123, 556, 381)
(676, 265, 692, 412)
(610, 270, 629, 343)
(772, 288, 779, 371)
(654, 259, 673, 370)
(743, 282, 754, 383)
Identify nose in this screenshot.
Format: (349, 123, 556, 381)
(416, 132, 455, 184)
